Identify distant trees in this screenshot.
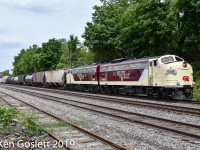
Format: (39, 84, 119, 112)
(12, 36, 94, 76)
(0, 70, 10, 76)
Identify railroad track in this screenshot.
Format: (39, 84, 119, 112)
(3, 84, 200, 104)
(2, 84, 200, 117)
(0, 90, 128, 150)
(2, 86, 200, 141)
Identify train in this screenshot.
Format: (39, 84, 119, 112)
(0, 55, 194, 100)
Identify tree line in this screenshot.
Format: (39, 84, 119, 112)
(12, 35, 94, 75)
(12, 0, 200, 80)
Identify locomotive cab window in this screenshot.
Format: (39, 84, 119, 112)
(175, 56, 183, 62)
(153, 60, 159, 66)
(161, 56, 174, 64)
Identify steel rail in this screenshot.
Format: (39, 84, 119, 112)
(3, 84, 200, 117)
(0, 94, 69, 150)
(4, 87, 200, 141)
(0, 90, 128, 150)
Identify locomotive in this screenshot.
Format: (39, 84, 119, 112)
(0, 55, 194, 100)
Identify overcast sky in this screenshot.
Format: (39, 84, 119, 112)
(0, 0, 101, 72)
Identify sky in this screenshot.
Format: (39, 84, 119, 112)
(0, 0, 101, 73)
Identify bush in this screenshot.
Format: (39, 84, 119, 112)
(0, 105, 18, 129)
(0, 105, 44, 135)
(194, 80, 200, 100)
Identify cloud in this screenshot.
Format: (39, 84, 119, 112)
(0, 40, 24, 49)
(0, 0, 63, 15)
(0, 0, 101, 72)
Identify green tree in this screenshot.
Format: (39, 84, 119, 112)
(83, 0, 130, 62)
(36, 38, 62, 71)
(0, 70, 10, 76)
(119, 0, 174, 57)
(57, 35, 81, 68)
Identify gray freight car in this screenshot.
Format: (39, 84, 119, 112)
(14, 76, 19, 84)
(45, 70, 66, 87)
(33, 71, 45, 86)
(2, 76, 10, 84)
(7, 77, 12, 84)
(25, 75, 33, 85)
(0, 75, 2, 83)
(11, 77, 15, 84)
(18, 75, 26, 85)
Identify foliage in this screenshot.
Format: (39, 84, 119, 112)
(0, 105, 44, 135)
(18, 113, 44, 136)
(83, 0, 200, 78)
(57, 35, 80, 68)
(0, 105, 18, 129)
(194, 79, 200, 100)
(13, 36, 94, 76)
(0, 70, 10, 76)
(83, 0, 130, 62)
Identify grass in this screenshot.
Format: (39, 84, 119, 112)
(41, 121, 70, 133)
(70, 119, 91, 128)
(40, 118, 91, 133)
(0, 105, 44, 135)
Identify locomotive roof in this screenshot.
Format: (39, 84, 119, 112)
(71, 63, 100, 70)
(101, 56, 160, 66)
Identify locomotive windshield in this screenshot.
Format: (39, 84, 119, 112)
(175, 56, 183, 62)
(161, 56, 174, 64)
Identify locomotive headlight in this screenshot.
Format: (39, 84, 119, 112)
(183, 61, 187, 68)
(166, 69, 177, 75)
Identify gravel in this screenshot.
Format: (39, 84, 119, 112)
(6, 86, 200, 126)
(1, 86, 200, 150)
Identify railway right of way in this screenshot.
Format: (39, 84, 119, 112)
(3, 85, 200, 141)
(3, 84, 200, 117)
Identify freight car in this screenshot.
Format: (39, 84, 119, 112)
(45, 69, 66, 87)
(14, 76, 19, 84)
(32, 71, 45, 86)
(2, 76, 10, 84)
(0, 75, 2, 83)
(25, 75, 33, 85)
(18, 74, 26, 85)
